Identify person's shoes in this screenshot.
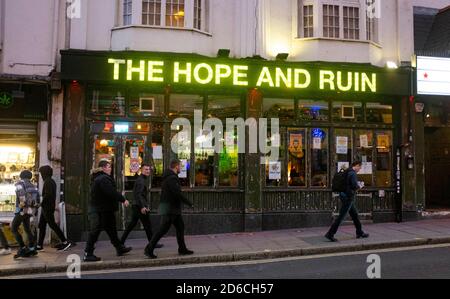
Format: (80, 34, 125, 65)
(57, 241, 75, 251)
(26, 248, 38, 257)
(116, 246, 132, 256)
(0, 248, 11, 255)
(36, 245, 44, 251)
(325, 233, 338, 242)
(13, 247, 30, 259)
(357, 232, 370, 239)
(155, 243, 164, 249)
(83, 252, 101, 262)
(145, 251, 157, 259)
(178, 248, 194, 255)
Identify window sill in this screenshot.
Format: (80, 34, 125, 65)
(294, 37, 382, 48)
(112, 25, 212, 37)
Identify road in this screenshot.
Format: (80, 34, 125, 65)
(9, 244, 450, 279)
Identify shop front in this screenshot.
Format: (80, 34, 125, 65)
(60, 50, 411, 241)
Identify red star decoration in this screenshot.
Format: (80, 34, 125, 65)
(424, 72, 428, 79)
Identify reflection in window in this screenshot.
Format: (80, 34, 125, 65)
(263, 98, 295, 121)
(129, 93, 164, 117)
(332, 101, 363, 122)
(170, 127, 191, 186)
(311, 128, 328, 187)
(142, 0, 161, 26)
(366, 103, 393, 124)
(93, 137, 115, 177)
(194, 129, 214, 187)
(169, 94, 204, 119)
(298, 100, 329, 121)
(124, 138, 145, 191)
(90, 89, 125, 116)
(288, 129, 306, 187)
(354, 130, 373, 187)
(375, 131, 393, 187)
(218, 130, 238, 187)
(151, 123, 164, 187)
(207, 95, 241, 119)
(166, 0, 185, 27)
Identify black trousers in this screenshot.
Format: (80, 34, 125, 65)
(38, 208, 67, 247)
(121, 205, 153, 244)
(85, 212, 122, 254)
(11, 213, 36, 248)
(145, 215, 187, 254)
(0, 226, 9, 249)
(327, 192, 363, 237)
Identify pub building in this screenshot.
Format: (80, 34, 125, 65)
(60, 49, 411, 241)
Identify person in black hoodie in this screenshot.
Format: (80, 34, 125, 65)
(37, 165, 74, 251)
(84, 160, 132, 262)
(144, 159, 194, 259)
(120, 163, 163, 248)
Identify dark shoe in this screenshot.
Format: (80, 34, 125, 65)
(57, 241, 75, 251)
(26, 248, 38, 257)
(145, 251, 157, 259)
(155, 243, 164, 249)
(116, 246, 132, 256)
(178, 248, 194, 255)
(36, 245, 44, 251)
(13, 247, 29, 259)
(325, 233, 338, 242)
(83, 252, 101, 262)
(357, 232, 370, 239)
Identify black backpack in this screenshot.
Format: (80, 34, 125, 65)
(332, 168, 349, 192)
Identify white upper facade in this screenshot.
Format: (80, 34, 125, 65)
(1, 0, 450, 77)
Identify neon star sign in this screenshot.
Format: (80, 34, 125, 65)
(107, 58, 377, 93)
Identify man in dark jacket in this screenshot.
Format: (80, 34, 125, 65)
(84, 160, 132, 262)
(37, 165, 74, 251)
(325, 161, 369, 242)
(120, 163, 162, 248)
(144, 159, 194, 259)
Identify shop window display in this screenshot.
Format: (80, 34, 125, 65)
(288, 129, 306, 187)
(90, 88, 125, 116)
(310, 128, 328, 187)
(263, 98, 295, 121)
(298, 100, 329, 121)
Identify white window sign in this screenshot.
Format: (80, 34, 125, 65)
(417, 56, 450, 96)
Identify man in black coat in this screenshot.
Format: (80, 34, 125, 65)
(120, 163, 162, 248)
(144, 159, 194, 259)
(84, 160, 132, 262)
(37, 165, 74, 251)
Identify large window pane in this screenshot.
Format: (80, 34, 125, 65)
(354, 130, 373, 187)
(218, 130, 238, 187)
(288, 129, 306, 187)
(332, 101, 363, 122)
(207, 95, 241, 119)
(265, 130, 283, 187)
(170, 126, 191, 186)
(334, 128, 352, 173)
(298, 99, 329, 121)
(169, 94, 204, 119)
(375, 131, 393, 187)
(90, 88, 125, 116)
(263, 98, 295, 121)
(194, 128, 214, 187)
(124, 137, 145, 191)
(129, 93, 164, 117)
(366, 102, 393, 124)
(150, 123, 164, 187)
(310, 128, 328, 187)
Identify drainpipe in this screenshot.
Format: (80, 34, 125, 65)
(51, 0, 60, 69)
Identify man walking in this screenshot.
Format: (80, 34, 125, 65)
(325, 161, 369, 242)
(37, 165, 74, 251)
(120, 163, 163, 248)
(11, 170, 39, 259)
(0, 225, 11, 255)
(84, 160, 132, 262)
(145, 159, 194, 259)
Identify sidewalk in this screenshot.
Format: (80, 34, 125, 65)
(1, 218, 450, 277)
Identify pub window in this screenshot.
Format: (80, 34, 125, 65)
(193, 0, 202, 30)
(194, 128, 214, 187)
(218, 129, 239, 187)
(90, 88, 126, 116)
(354, 129, 374, 187)
(129, 93, 164, 117)
(375, 131, 393, 187)
(298, 99, 329, 121)
(310, 128, 328, 187)
(142, 0, 162, 26)
(366, 0, 379, 43)
(123, 0, 133, 25)
(265, 130, 284, 187)
(343, 6, 359, 40)
(332, 101, 363, 122)
(333, 128, 353, 174)
(366, 102, 393, 124)
(150, 123, 165, 187)
(166, 0, 185, 28)
(298, 2, 314, 38)
(323, 4, 339, 38)
(207, 95, 241, 119)
(169, 94, 204, 119)
(124, 137, 145, 190)
(170, 125, 191, 186)
(288, 128, 306, 187)
(263, 98, 295, 122)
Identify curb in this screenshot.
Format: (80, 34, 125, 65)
(2, 237, 450, 277)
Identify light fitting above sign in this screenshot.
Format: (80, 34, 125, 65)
(417, 56, 450, 96)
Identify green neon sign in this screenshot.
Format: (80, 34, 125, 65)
(0, 92, 13, 109)
(107, 58, 377, 93)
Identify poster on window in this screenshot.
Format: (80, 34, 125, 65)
(152, 145, 163, 159)
(359, 162, 373, 174)
(268, 161, 282, 180)
(377, 135, 390, 152)
(313, 137, 322, 150)
(130, 147, 139, 159)
(179, 159, 188, 178)
(360, 134, 369, 148)
(130, 160, 140, 174)
(289, 134, 304, 158)
(336, 136, 348, 154)
(337, 162, 349, 172)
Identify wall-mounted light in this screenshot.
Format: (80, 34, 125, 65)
(217, 49, 230, 58)
(276, 53, 289, 61)
(386, 61, 398, 69)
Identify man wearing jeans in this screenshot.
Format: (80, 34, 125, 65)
(325, 161, 369, 242)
